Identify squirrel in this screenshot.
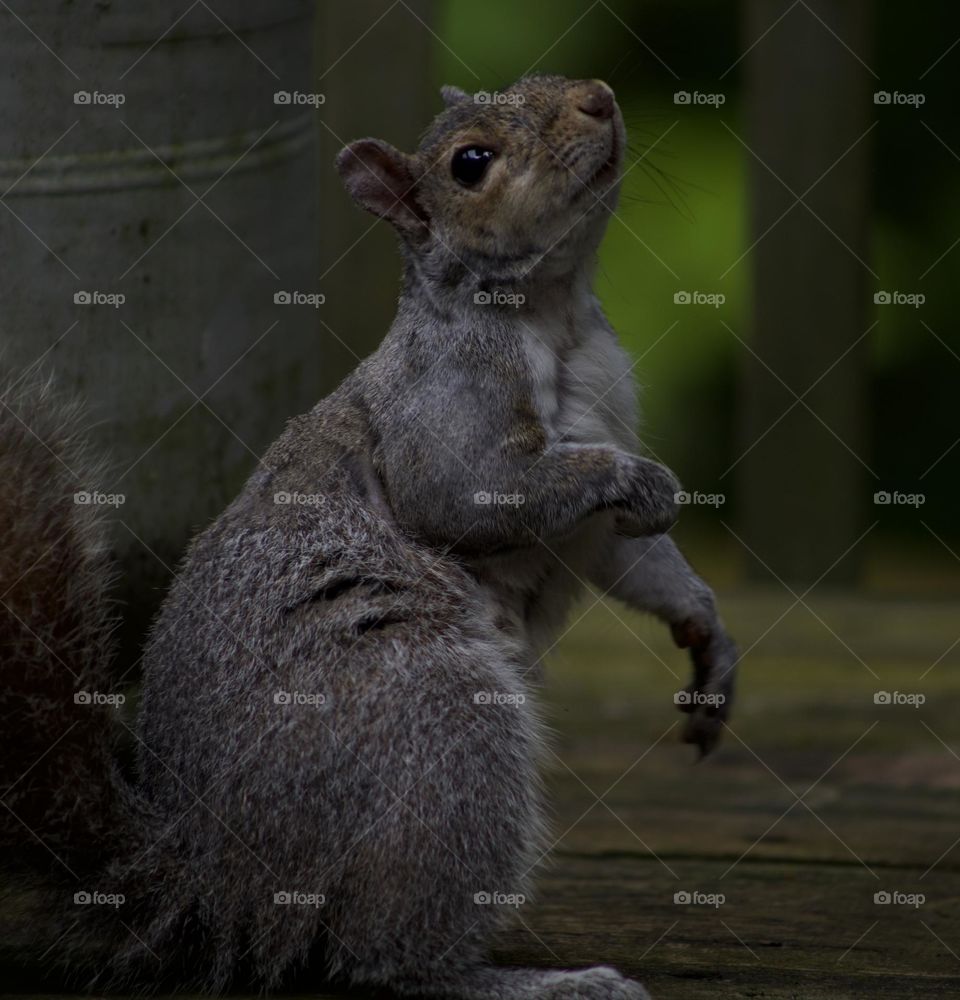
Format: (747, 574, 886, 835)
(0, 75, 737, 999)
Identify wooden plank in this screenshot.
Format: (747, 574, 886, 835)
(492, 856, 960, 998)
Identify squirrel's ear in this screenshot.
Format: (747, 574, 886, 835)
(336, 139, 428, 235)
(440, 84, 471, 107)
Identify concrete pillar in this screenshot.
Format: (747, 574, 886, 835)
(0, 2, 321, 651)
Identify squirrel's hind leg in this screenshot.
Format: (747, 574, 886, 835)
(305, 620, 649, 1000)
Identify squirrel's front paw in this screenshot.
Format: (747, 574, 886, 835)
(611, 455, 680, 537)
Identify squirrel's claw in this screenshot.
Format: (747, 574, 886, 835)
(672, 617, 738, 758)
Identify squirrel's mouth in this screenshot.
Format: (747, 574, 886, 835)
(583, 128, 622, 194)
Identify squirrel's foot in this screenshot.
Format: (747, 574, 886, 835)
(537, 965, 651, 998)
(394, 964, 651, 1000)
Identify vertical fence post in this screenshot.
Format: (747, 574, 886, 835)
(737, 0, 874, 584)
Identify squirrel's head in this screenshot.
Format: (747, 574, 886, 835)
(336, 75, 625, 298)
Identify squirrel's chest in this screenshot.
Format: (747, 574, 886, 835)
(520, 320, 638, 451)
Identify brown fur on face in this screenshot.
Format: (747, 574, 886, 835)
(412, 75, 625, 260)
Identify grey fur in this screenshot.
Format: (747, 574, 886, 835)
(0, 374, 130, 855)
(1, 75, 737, 999)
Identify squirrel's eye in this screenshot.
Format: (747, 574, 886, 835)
(451, 146, 495, 186)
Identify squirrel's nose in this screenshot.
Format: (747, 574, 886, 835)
(576, 81, 615, 120)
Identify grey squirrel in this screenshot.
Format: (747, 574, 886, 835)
(0, 75, 737, 999)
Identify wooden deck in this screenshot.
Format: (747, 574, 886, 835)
(4, 550, 960, 999)
(488, 581, 960, 998)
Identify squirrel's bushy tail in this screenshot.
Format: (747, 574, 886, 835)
(0, 374, 133, 868)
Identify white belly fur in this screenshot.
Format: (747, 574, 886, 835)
(471, 302, 641, 671)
